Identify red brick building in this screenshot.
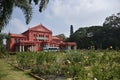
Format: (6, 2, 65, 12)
(6, 24, 77, 52)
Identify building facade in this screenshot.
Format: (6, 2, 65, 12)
(7, 24, 77, 52)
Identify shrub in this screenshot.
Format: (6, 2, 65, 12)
(16, 52, 36, 69)
(15, 50, 120, 79)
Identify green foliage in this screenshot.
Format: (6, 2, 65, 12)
(0, 33, 9, 57)
(0, 69, 7, 79)
(32, 52, 58, 75)
(91, 51, 120, 80)
(14, 50, 120, 79)
(16, 52, 36, 69)
(0, 0, 31, 31)
(30, 50, 120, 79)
(69, 25, 120, 49)
(70, 25, 74, 36)
(68, 12, 120, 50)
(0, 0, 49, 32)
(103, 12, 120, 28)
(0, 45, 6, 57)
(56, 34, 67, 41)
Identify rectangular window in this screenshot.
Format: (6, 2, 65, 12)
(15, 38, 20, 43)
(15, 38, 17, 43)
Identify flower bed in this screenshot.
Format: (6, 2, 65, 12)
(14, 50, 120, 80)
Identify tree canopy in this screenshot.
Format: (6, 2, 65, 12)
(103, 12, 120, 28)
(0, 0, 49, 32)
(68, 12, 120, 50)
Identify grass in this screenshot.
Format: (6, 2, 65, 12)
(0, 59, 35, 80)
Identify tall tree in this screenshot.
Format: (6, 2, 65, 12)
(70, 25, 74, 36)
(103, 12, 120, 49)
(0, 0, 49, 32)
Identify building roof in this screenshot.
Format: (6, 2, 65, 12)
(52, 36, 61, 40)
(60, 42, 77, 46)
(29, 24, 52, 33)
(9, 33, 26, 38)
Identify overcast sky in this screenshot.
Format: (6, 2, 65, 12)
(2, 0, 120, 37)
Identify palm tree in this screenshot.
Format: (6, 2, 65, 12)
(0, 0, 49, 32)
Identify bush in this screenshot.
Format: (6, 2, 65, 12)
(16, 52, 36, 69)
(16, 50, 120, 79)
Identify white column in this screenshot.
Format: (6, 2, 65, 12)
(33, 46, 35, 51)
(29, 46, 31, 51)
(31, 46, 33, 52)
(68, 46, 71, 50)
(23, 46, 24, 52)
(21, 46, 23, 52)
(74, 46, 77, 50)
(30, 46, 32, 51)
(31, 46, 32, 52)
(32, 46, 34, 51)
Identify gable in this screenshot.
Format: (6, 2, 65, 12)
(29, 24, 52, 33)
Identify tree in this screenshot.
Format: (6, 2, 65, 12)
(69, 25, 74, 42)
(69, 26, 103, 49)
(0, 0, 49, 32)
(68, 12, 120, 49)
(56, 34, 66, 41)
(70, 25, 74, 36)
(103, 12, 120, 28)
(103, 12, 120, 49)
(0, 33, 9, 56)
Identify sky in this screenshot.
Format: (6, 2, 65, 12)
(2, 0, 120, 37)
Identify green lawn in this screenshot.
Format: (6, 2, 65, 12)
(0, 59, 35, 80)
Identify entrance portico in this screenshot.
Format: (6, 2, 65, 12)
(15, 41, 35, 52)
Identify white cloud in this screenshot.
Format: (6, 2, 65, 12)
(51, 0, 108, 16)
(4, 18, 28, 34)
(44, 0, 119, 35)
(49, 0, 120, 26)
(3, 0, 120, 37)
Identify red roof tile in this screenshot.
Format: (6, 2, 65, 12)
(10, 33, 26, 38)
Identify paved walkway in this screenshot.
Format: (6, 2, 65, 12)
(0, 59, 35, 80)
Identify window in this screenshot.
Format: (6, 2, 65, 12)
(34, 34, 36, 36)
(18, 39, 20, 42)
(15, 39, 17, 43)
(15, 38, 20, 43)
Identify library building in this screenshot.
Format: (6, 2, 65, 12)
(6, 24, 77, 52)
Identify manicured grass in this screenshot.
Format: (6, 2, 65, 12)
(0, 59, 35, 80)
